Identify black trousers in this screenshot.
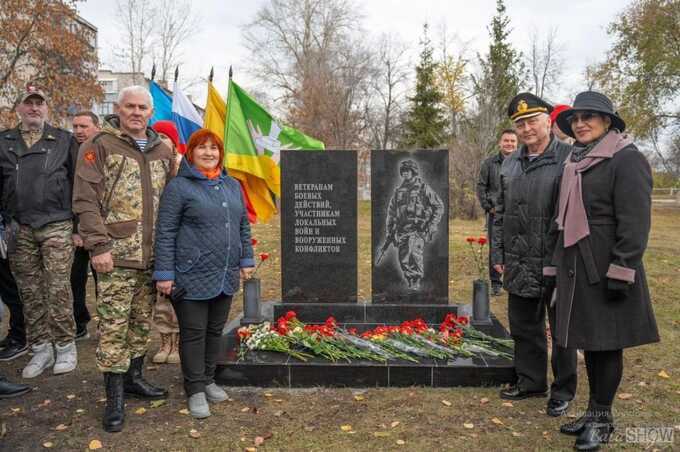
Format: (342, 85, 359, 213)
(70, 246, 95, 327)
(486, 213, 502, 288)
(0, 257, 24, 344)
(584, 349, 623, 411)
(508, 292, 577, 401)
(172, 294, 232, 397)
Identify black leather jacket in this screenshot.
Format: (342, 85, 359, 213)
(0, 124, 78, 228)
(491, 136, 571, 298)
(476, 151, 506, 212)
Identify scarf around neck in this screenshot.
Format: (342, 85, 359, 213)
(556, 131, 632, 247)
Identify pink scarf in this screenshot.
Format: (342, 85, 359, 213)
(556, 131, 632, 247)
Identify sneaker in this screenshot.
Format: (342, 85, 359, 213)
(188, 392, 211, 419)
(75, 324, 89, 341)
(205, 383, 228, 403)
(0, 339, 29, 361)
(22, 342, 55, 378)
(53, 341, 78, 375)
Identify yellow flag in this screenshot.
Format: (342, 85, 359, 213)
(203, 82, 277, 222)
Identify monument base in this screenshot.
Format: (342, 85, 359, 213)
(215, 302, 515, 388)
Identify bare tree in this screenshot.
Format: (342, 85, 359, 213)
(154, 0, 199, 85)
(367, 33, 410, 149)
(115, 0, 156, 83)
(527, 27, 564, 99)
(243, 0, 370, 147)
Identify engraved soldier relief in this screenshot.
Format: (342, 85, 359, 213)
(375, 159, 444, 290)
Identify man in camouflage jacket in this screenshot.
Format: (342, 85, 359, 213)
(73, 86, 175, 433)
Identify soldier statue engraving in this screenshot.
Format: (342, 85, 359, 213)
(376, 159, 444, 290)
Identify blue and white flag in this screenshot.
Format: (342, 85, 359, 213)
(149, 80, 172, 125)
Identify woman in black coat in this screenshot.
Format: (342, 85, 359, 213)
(551, 91, 659, 450)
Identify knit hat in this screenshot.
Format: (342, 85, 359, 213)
(151, 120, 180, 150)
(550, 104, 571, 124)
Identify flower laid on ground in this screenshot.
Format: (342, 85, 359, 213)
(251, 238, 258, 247)
(237, 312, 514, 363)
(466, 236, 488, 281)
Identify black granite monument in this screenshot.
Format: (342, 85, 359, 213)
(280, 150, 357, 303)
(371, 149, 449, 304)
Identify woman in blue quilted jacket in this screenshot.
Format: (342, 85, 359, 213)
(153, 128, 254, 418)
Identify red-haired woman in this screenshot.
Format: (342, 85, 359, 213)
(153, 129, 255, 418)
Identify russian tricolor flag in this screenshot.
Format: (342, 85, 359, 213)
(171, 86, 203, 154)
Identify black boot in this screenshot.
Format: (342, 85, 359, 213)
(561, 401, 593, 435)
(124, 355, 168, 399)
(574, 407, 614, 451)
(103, 373, 125, 433)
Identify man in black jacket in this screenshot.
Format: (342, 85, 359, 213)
(491, 93, 577, 417)
(0, 85, 79, 379)
(477, 129, 517, 295)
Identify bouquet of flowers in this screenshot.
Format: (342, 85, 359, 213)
(237, 311, 514, 363)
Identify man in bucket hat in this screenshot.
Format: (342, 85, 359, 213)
(492, 92, 578, 417)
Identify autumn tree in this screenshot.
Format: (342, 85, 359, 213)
(153, 0, 199, 85)
(590, 0, 679, 140)
(401, 23, 447, 149)
(0, 0, 102, 127)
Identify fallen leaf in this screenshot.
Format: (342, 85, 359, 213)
(241, 407, 250, 413)
(637, 381, 647, 387)
(244, 448, 256, 452)
(396, 439, 406, 445)
(354, 395, 365, 401)
(0, 422, 6, 438)
(55, 424, 68, 431)
(66, 394, 76, 400)
(512, 432, 522, 437)
(480, 397, 490, 405)
(150, 399, 166, 408)
(178, 408, 189, 415)
(76, 409, 85, 414)
(340, 425, 353, 432)
(97, 398, 106, 403)
(490, 417, 504, 426)
(463, 422, 474, 429)
(373, 431, 391, 437)
(189, 429, 201, 439)
(274, 410, 284, 417)
(273, 399, 284, 403)
(39, 399, 52, 407)
(43, 442, 54, 448)
(10, 408, 21, 413)
(146, 365, 158, 371)
(264, 392, 273, 398)
(390, 421, 400, 428)
(135, 407, 146, 415)
(502, 402, 514, 407)
(658, 370, 670, 379)
(254, 436, 265, 446)
(441, 400, 452, 407)
(618, 393, 633, 400)
(89, 439, 103, 450)
(304, 426, 315, 432)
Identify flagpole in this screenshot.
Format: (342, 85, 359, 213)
(151, 63, 156, 82)
(209, 67, 214, 83)
(224, 66, 232, 148)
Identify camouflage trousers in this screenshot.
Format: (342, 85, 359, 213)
(397, 232, 425, 284)
(153, 293, 179, 334)
(96, 268, 155, 373)
(9, 220, 75, 346)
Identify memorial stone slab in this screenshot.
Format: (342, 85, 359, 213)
(371, 149, 449, 304)
(281, 150, 357, 303)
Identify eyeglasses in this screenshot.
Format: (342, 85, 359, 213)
(568, 112, 599, 125)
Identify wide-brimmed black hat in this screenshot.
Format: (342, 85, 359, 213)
(556, 91, 626, 138)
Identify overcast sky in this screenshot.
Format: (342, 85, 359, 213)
(77, 0, 630, 107)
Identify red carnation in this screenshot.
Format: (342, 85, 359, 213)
(478, 236, 488, 246)
(466, 237, 476, 243)
(251, 238, 258, 246)
(259, 252, 270, 261)
(285, 310, 297, 321)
